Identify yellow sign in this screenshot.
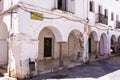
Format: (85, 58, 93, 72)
(31, 12, 43, 21)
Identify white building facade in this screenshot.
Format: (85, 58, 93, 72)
(0, 0, 120, 78)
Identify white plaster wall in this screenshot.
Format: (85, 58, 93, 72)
(89, 0, 120, 29)
(13, 0, 120, 78)
(88, 12, 95, 26)
(17, 4, 85, 77)
(18, 9, 84, 59)
(20, 0, 55, 10)
(67, 0, 75, 13)
(75, 0, 84, 18)
(20, 0, 87, 19)
(3, 10, 18, 33)
(18, 8, 84, 41)
(4, 0, 19, 10)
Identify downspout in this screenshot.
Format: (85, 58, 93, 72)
(8, 0, 13, 77)
(86, 0, 89, 63)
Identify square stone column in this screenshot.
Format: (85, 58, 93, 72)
(8, 38, 39, 78)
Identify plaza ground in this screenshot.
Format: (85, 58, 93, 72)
(21, 54, 120, 80)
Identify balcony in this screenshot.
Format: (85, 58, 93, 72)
(116, 21, 120, 29)
(96, 13, 108, 25)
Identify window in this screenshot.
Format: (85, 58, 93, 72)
(111, 12, 114, 20)
(58, 0, 67, 11)
(105, 9, 108, 17)
(116, 15, 119, 21)
(58, 0, 62, 10)
(90, 1, 94, 12)
(98, 5, 102, 14)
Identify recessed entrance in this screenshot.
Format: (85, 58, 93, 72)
(44, 38, 52, 57)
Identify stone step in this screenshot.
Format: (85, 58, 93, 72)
(0, 77, 17, 80)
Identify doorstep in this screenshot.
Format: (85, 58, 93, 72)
(0, 77, 17, 80)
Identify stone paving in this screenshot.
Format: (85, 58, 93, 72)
(23, 55, 120, 80)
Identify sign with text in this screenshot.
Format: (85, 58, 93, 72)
(31, 12, 43, 21)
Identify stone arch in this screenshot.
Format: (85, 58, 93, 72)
(37, 27, 61, 71)
(0, 21, 8, 65)
(36, 22, 63, 42)
(37, 26, 62, 60)
(65, 28, 83, 42)
(116, 35, 120, 53)
(118, 36, 120, 42)
(68, 29, 83, 54)
(62, 29, 84, 62)
(100, 33, 107, 55)
(111, 35, 117, 42)
(111, 35, 117, 53)
(89, 31, 98, 41)
(88, 31, 98, 60)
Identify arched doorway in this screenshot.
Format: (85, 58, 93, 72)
(63, 30, 84, 63)
(100, 33, 107, 56)
(117, 36, 120, 53)
(88, 31, 98, 60)
(37, 27, 61, 72)
(111, 35, 117, 54)
(118, 36, 120, 43)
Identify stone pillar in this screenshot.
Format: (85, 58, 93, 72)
(108, 38, 111, 55)
(114, 42, 117, 53)
(58, 42, 64, 67)
(8, 39, 22, 78)
(96, 41, 99, 58)
(8, 34, 39, 79)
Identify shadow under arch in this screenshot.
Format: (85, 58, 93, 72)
(100, 33, 107, 56)
(111, 35, 117, 42)
(111, 35, 117, 53)
(88, 31, 99, 60)
(117, 35, 120, 42)
(89, 31, 98, 41)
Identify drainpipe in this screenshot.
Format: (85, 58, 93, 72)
(10, 1, 13, 33)
(8, 0, 13, 77)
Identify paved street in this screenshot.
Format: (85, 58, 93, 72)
(23, 55, 120, 80)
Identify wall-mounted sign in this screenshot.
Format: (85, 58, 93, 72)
(31, 12, 43, 21)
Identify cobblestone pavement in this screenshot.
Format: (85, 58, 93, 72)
(23, 55, 120, 80)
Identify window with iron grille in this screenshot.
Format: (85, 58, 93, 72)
(111, 12, 114, 20)
(116, 14, 119, 21)
(105, 9, 108, 17)
(98, 5, 102, 14)
(90, 1, 94, 12)
(58, 0, 67, 11)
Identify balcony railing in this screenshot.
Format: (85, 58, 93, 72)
(116, 21, 120, 29)
(96, 13, 108, 25)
